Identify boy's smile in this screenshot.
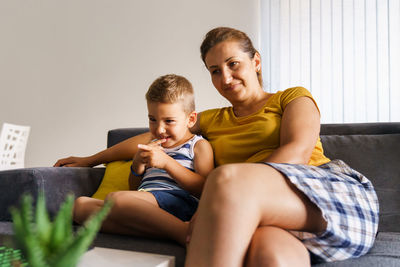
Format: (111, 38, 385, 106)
(147, 101, 196, 148)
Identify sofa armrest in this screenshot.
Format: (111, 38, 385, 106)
(0, 167, 105, 221)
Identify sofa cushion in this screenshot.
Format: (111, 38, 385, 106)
(0, 167, 104, 221)
(92, 161, 132, 200)
(107, 128, 149, 148)
(313, 232, 400, 266)
(320, 134, 400, 232)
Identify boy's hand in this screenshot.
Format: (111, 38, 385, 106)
(136, 139, 170, 169)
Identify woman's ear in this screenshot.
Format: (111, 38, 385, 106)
(253, 52, 261, 72)
(187, 111, 197, 128)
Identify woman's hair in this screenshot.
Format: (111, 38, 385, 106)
(200, 27, 263, 86)
(146, 74, 195, 114)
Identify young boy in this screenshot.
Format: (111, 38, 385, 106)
(73, 74, 214, 246)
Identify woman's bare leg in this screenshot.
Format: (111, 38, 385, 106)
(185, 163, 326, 267)
(73, 191, 189, 245)
(245, 226, 310, 267)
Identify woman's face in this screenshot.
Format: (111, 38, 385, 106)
(204, 40, 261, 104)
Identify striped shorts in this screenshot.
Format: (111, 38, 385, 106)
(265, 159, 379, 263)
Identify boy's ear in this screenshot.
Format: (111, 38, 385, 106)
(187, 111, 197, 128)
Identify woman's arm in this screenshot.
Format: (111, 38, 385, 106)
(265, 97, 320, 164)
(53, 132, 152, 167)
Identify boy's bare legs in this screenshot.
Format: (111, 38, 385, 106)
(185, 163, 326, 267)
(73, 191, 189, 245)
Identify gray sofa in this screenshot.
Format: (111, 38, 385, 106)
(1, 123, 399, 267)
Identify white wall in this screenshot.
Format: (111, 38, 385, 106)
(260, 0, 400, 123)
(0, 0, 260, 167)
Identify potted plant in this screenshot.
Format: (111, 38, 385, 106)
(6, 193, 112, 267)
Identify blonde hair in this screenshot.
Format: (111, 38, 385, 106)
(200, 27, 263, 87)
(146, 74, 195, 114)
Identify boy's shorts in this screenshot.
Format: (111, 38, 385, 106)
(149, 189, 198, 221)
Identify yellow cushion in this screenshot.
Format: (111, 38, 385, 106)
(92, 160, 132, 200)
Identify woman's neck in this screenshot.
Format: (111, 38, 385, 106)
(232, 91, 272, 117)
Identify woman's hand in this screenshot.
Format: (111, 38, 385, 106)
(53, 156, 93, 167)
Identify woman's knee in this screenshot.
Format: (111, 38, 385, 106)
(203, 164, 244, 202)
(206, 164, 242, 191)
(246, 227, 310, 267)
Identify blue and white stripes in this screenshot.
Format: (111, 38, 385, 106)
(138, 135, 202, 193)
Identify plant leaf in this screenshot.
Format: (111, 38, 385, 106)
(10, 194, 112, 267)
(48, 194, 74, 252)
(10, 195, 49, 267)
(51, 200, 113, 267)
(20, 195, 35, 236)
(35, 192, 52, 254)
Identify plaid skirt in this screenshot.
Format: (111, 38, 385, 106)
(265, 159, 379, 263)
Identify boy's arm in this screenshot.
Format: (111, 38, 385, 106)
(131, 148, 147, 175)
(128, 173, 142, 190)
(129, 138, 166, 189)
(129, 149, 147, 190)
(163, 139, 214, 198)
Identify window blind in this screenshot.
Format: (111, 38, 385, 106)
(260, 0, 400, 123)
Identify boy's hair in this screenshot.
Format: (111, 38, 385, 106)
(146, 74, 195, 114)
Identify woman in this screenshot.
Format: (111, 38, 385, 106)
(55, 27, 379, 266)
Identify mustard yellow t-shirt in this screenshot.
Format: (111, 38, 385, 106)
(199, 87, 330, 167)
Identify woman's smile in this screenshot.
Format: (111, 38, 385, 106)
(223, 82, 242, 91)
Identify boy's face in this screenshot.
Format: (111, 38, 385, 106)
(147, 101, 196, 148)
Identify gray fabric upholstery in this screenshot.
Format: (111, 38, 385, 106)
(1, 122, 399, 267)
(320, 134, 400, 232)
(314, 232, 400, 267)
(0, 222, 13, 235)
(0, 167, 104, 221)
(107, 127, 149, 148)
(320, 122, 400, 135)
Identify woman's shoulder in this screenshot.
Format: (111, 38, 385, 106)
(271, 86, 314, 109)
(279, 86, 312, 98)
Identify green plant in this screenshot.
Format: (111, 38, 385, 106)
(9, 193, 112, 267)
(0, 246, 27, 267)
